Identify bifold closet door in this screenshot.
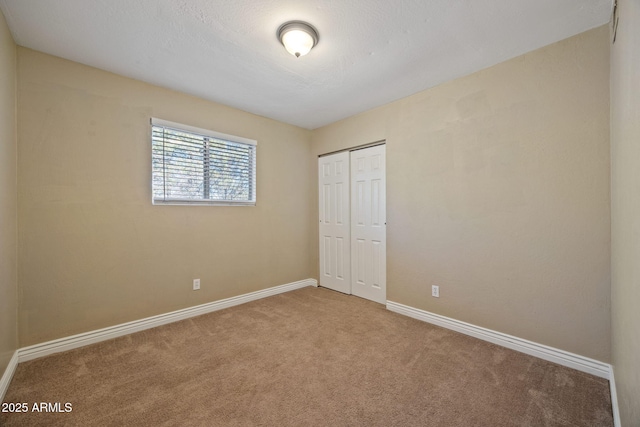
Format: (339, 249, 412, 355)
(318, 151, 351, 294)
(318, 145, 386, 303)
(350, 145, 386, 304)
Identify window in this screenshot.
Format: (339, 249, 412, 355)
(151, 118, 256, 205)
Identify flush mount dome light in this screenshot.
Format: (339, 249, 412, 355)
(277, 21, 319, 58)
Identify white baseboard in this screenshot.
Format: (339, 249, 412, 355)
(386, 300, 610, 379)
(19, 278, 317, 363)
(609, 365, 621, 427)
(0, 350, 19, 403)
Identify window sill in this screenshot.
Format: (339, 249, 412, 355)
(152, 199, 256, 206)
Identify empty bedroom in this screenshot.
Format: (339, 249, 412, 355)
(0, 0, 638, 426)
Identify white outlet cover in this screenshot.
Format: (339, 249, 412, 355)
(432, 285, 439, 298)
(193, 279, 200, 290)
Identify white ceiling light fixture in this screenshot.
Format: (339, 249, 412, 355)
(277, 21, 319, 58)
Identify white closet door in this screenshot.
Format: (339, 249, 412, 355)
(318, 152, 351, 294)
(350, 145, 386, 304)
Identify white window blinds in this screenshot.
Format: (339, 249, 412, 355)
(151, 118, 256, 205)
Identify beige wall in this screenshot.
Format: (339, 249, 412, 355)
(611, 0, 640, 424)
(0, 9, 17, 379)
(311, 26, 611, 362)
(17, 48, 313, 346)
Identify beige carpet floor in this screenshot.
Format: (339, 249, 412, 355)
(1, 287, 612, 426)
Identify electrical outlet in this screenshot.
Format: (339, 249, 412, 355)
(432, 285, 439, 298)
(193, 279, 200, 290)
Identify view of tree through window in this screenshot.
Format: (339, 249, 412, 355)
(152, 121, 256, 204)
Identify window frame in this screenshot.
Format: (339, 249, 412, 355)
(151, 118, 257, 206)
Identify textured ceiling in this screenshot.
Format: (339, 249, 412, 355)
(0, 0, 612, 129)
